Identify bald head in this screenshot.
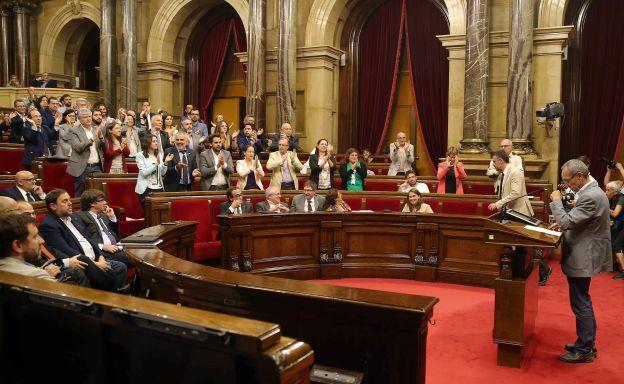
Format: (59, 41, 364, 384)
(15, 171, 34, 182)
(15, 201, 34, 216)
(499, 139, 513, 155)
(0, 196, 18, 215)
(14, 171, 37, 193)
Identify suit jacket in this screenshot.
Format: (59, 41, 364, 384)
(308, 154, 337, 188)
(550, 181, 612, 277)
(71, 211, 120, 245)
(39, 213, 103, 261)
(66, 124, 105, 177)
(135, 152, 167, 194)
(266, 151, 304, 188)
(39, 108, 59, 142)
(185, 129, 206, 154)
(0, 186, 43, 202)
(191, 122, 209, 137)
(198, 149, 234, 190)
(493, 165, 534, 217)
(8, 114, 25, 143)
(123, 127, 142, 157)
(255, 200, 272, 213)
(290, 194, 326, 212)
(32, 79, 58, 88)
(21, 123, 51, 167)
(164, 147, 198, 191)
(220, 201, 254, 215)
(436, 162, 467, 194)
(236, 159, 265, 190)
(388, 143, 415, 176)
(237, 135, 263, 156)
(51, 123, 73, 159)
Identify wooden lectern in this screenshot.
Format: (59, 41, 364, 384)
(483, 214, 562, 367)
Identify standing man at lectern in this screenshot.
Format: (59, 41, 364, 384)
(487, 151, 533, 217)
(550, 159, 612, 363)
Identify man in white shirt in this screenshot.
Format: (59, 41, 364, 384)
(0, 171, 46, 202)
(398, 170, 430, 194)
(486, 139, 524, 194)
(0, 214, 57, 281)
(290, 181, 326, 212)
(66, 109, 105, 197)
(38, 189, 127, 291)
(199, 135, 234, 191)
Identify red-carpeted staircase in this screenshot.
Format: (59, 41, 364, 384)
(313, 262, 623, 383)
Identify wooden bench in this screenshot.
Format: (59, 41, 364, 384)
(0, 143, 25, 174)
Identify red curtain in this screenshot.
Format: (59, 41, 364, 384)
(357, 0, 405, 153)
(198, 17, 247, 121)
(578, 1, 624, 180)
(405, 0, 449, 169)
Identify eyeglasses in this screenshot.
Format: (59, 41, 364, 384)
(562, 173, 579, 183)
(231, 193, 242, 198)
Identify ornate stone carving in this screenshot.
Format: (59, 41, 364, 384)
(499, 246, 514, 280)
(66, 0, 82, 15)
(242, 251, 252, 271)
(428, 248, 438, 266)
(230, 252, 240, 271)
(459, 138, 489, 154)
(511, 138, 537, 155)
(319, 247, 329, 263)
(333, 245, 342, 262)
(415, 246, 425, 265)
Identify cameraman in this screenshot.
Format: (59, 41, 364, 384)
(605, 180, 624, 280)
(563, 155, 596, 210)
(549, 159, 612, 363)
(603, 161, 624, 193)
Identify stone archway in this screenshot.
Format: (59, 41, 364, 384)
(537, 0, 569, 28)
(39, 2, 101, 77)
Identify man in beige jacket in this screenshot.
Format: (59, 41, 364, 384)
(267, 138, 304, 190)
(487, 150, 534, 217)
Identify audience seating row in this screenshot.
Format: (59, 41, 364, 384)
(141, 190, 545, 263)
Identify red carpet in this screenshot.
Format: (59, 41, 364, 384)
(312, 263, 623, 383)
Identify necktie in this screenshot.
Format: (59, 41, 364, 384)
(307, 199, 313, 213)
(499, 173, 504, 198)
(26, 192, 35, 202)
(97, 215, 117, 244)
(181, 152, 189, 184)
(237, 206, 242, 215)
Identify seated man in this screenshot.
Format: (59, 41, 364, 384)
(38, 189, 127, 291)
(269, 122, 301, 152)
(0, 171, 46, 202)
(267, 138, 304, 190)
(0, 214, 57, 281)
(0, 196, 19, 215)
(256, 186, 290, 213)
(291, 181, 326, 213)
(71, 189, 132, 267)
(220, 186, 254, 215)
(398, 170, 430, 194)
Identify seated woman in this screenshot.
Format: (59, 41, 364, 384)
(236, 145, 265, 190)
(605, 180, 624, 280)
(402, 189, 434, 214)
(103, 121, 130, 173)
(436, 146, 467, 194)
(325, 188, 352, 212)
(339, 148, 368, 191)
(309, 139, 336, 190)
(135, 134, 172, 204)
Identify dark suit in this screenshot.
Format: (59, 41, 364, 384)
(0, 186, 43, 202)
(22, 122, 51, 167)
(237, 135, 263, 156)
(40, 108, 59, 142)
(38, 213, 127, 291)
(269, 134, 301, 152)
(139, 128, 171, 154)
(164, 147, 197, 192)
(8, 114, 25, 143)
(220, 201, 253, 215)
(71, 211, 132, 267)
(550, 181, 612, 355)
(32, 79, 58, 88)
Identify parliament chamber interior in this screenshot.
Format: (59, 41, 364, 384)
(0, 0, 623, 383)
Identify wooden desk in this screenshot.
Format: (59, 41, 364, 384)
(124, 222, 438, 384)
(0, 271, 314, 384)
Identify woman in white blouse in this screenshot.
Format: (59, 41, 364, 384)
(309, 139, 336, 190)
(236, 144, 265, 190)
(135, 134, 172, 204)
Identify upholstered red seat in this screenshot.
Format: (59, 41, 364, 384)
(209, 197, 228, 239)
(104, 180, 145, 236)
(0, 148, 25, 174)
(424, 182, 437, 193)
(440, 200, 480, 216)
(343, 197, 363, 211)
(41, 161, 74, 196)
(0, 181, 14, 190)
(125, 162, 139, 173)
(365, 180, 399, 192)
(171, 199, 219, 262)
(526, 185, 545, 200)
(467, 183, 494, 195)
(423, 199, 439, 213)
(332, 179, 341, 189)
(364, 197, 402, 211)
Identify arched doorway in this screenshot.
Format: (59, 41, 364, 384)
(560, 0, 624, 179)
(76, 24, 100, 90)
(338, 0, 448, 173)
(185, 4, 247, 129)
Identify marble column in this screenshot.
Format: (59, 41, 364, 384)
(247, 0, 265, 130)
(100, 0, 116, 108)
(277, 0, 297, 132)
(120, 0, 137, 109)
(459, 0, 490, 154)
(13, 1, 30, 87)
(0, 4, 11, 86)
(506, 0, 536, 155)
